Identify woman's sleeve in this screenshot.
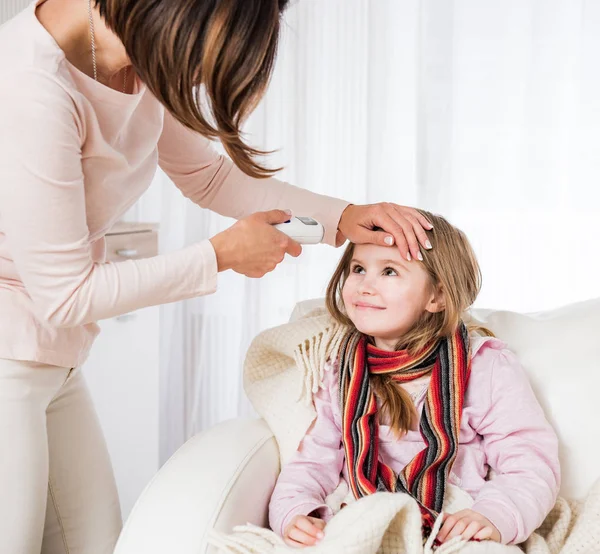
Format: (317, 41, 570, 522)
(469, 349, 561, 545)
(157, 110, 350, 246)
(0, 71, 218, 328)
(268, 363, 345, 536)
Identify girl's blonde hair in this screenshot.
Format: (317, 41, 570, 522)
(325, 210, 493, 437)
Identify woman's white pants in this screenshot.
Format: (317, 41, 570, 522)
(0, 359, 122, 553)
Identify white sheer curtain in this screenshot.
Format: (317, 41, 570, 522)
(0, 0, 31, 23)
(158, 0, 600, 463)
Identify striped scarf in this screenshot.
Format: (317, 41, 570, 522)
(338, 322, 471, 539)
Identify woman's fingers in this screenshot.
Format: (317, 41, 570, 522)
(283, 236, 303, 258)
(261, 208, 293, 225)
(394, 206, 433, 252)
(337, 203, 434, 261)
(211, 210, 306, 277)
(370, 206, 413, 260)
(412, 208, 434, 231)
(382, 205, 429, 260)
(371, 204, 428, 261)
(357, 227, 401, 250)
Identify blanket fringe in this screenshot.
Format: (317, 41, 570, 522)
(208, 516, 469, 554)
(208, 524, 285, 554)
(295, 320, 347, 405)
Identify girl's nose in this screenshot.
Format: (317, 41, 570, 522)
(357, 277, 376, 295)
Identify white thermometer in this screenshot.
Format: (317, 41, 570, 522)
(273, 216, 324, 244)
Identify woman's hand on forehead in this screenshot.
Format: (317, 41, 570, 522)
(337, 203, 433, 262)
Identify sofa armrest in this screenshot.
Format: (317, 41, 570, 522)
(114, 418, 280, 554)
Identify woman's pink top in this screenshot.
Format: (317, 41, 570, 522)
(0, 1, 349, 367)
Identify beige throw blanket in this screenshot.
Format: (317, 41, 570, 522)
(209, 309, 600, 554)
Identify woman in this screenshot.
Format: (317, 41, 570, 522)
(0, 1, 433, 552)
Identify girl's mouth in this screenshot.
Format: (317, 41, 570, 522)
(354, 302, 385, 310)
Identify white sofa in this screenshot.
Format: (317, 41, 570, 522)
(114, 298, 600, 554)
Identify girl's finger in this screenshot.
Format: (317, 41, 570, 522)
(308, 517, 326, 531)
(446, 518, 469, 541)
(296, 517, 324, 538)
(461, 521, 484, 542)
(437, 514, 459, 543)
(288, 526, 318, 546)
(284, 537, 306, 549)
(473, 526, 494, 541)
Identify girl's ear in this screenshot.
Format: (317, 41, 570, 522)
(425, 284, 446, 314)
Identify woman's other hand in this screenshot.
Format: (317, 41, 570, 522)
(210, 210, 301, 278)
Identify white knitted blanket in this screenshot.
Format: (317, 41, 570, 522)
(209, 309, 600, 554)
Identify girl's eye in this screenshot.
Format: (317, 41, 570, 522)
(351, 264, 365, 274)
(383, 267, 398, 276)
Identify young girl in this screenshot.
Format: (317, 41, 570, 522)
(269, 212, 560, 548)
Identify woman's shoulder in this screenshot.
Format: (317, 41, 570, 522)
(0, 8, 71, 98)
(0, 68, 87, 154)
(0, 67, 79, 122)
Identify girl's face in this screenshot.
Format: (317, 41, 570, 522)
(341, 244, 444, 351)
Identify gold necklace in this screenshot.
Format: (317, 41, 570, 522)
(87, 0, 128, 93)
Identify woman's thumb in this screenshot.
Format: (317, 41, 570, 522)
(361, 228, 395, 247)
(263, 209, 293, 225)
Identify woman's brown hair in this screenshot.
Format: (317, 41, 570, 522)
(96, 0, 290, 178)
(326, 210, 493, 438)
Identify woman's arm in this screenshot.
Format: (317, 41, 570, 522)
(0, 71, 218, 327)
(157, 110, 350, 247)
(470, 349, 560, 545)
(269, 363, 344, 536)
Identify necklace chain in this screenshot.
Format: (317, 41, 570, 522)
(87, 0, 128, 93)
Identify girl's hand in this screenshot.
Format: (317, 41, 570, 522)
(283, 515, 326, 548)
(436, 509, 501, 544)
(209, 210, 302, 278)
(337, 203, 434, 262)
